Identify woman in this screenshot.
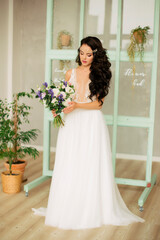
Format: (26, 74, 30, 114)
(33, 36, 144, 229)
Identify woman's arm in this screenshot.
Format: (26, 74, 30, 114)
(65, 69, 72, 81)
(77, 99, 104, 110)
(63, 98, 105, 114)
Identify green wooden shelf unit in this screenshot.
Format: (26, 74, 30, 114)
(24, 0, 160, 211)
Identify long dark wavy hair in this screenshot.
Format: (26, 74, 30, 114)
(76, 36, 112, 106)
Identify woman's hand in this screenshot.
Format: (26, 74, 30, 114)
(62, 101, 77, 114)
(52, 109, 57, 118)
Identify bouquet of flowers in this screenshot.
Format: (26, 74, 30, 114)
(31, 80, 75, 127)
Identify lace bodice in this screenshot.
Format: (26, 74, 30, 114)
(69, 68, 97, 103)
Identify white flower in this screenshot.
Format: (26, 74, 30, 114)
(51, 98, 56, 104)
(62, 85, 65, 89)
(43, 100, 47, 107)
(60, 92, 66, 99)
(53, 88, 59, 97)
(70, 93, 75, 100)
(70, 88, 74, 94)
(65, 86, 74, 93)
(42, 92, 46, 99)
(63, 98, 71, 107)
(38, 87, 41, 91)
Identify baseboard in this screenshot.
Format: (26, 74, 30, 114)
(24, 144, 160, 162)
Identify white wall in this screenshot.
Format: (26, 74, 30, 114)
(0, 0, 9, 99)
(14, 0, 47, 146)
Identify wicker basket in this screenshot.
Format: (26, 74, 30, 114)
(1, 170, 22, 194)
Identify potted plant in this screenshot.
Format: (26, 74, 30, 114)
(57, 30, 73, 48)
(57, 30, 73, 70)
(0, 92, 39, 193)
(127, 25, 150, 86)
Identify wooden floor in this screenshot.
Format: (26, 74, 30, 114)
(0, 152, 160, 240)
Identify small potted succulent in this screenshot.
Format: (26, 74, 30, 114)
(0, 92, 39, 193)
(127, 25, 150, 86)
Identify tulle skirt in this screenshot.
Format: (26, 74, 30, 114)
(32, 108, 144, 229)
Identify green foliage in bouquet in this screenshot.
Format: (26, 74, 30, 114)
(0, 92, 39, 174)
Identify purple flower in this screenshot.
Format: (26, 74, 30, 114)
(63, 81, 67, 87)
(58, 94, 63, 99)
(48, 89, 54, 99)
(36, 91, 43, 100)
(43, 82, 48, 88)
(57, 94, 64, 102)
(37, 91, 41, 97)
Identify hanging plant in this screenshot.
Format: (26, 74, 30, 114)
(127, 25, 150, 87)
(57, 30, 73, 70)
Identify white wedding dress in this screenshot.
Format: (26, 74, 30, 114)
(32, 68, 144, 229)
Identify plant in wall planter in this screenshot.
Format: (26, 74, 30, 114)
(0, 92, 39, 193)
(57, 30, 73, 48)
(127, 25, 150, 87)
(57, 30, 73, 70)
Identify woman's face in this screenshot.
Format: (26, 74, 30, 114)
(79, 44, 94, 67)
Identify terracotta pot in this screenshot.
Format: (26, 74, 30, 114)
(60, 34, 71, 46)
(133, 30, 145, 43)
(1, 170, 22, 194)
(4, 160, 27, 178)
